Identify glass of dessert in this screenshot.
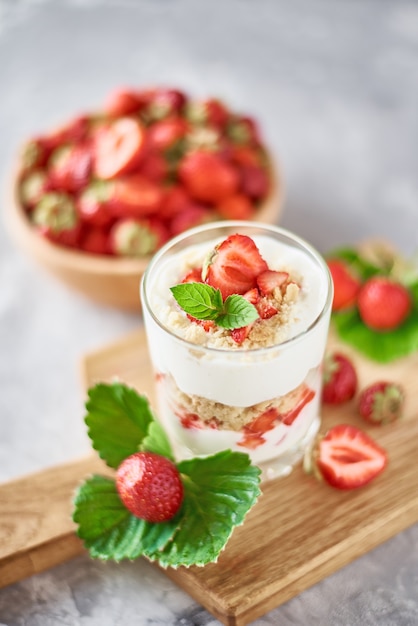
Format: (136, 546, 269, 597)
(140, 221, 333, 480)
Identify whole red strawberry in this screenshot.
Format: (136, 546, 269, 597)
(357, 277, 412, 331)
(358, 381, 405, 425)
(116, 451, 184, 523)
(178, 150, 239, 204)
(322, 352, 357, 404)
(327, 259, 361, 311)
(306, 424, 387, 490)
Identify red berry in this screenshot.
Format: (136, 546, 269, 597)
(147, 117, 189, 151)
(169, 205, 211, 236)
(358, 381, 405, 425)
(93, 117, 147, 180)
(76, 181, 113, 228)
(204, 234, 268, 299)
(327, 259, 361, 311)
(116, 452, 184, 523)
(310, 424, 387, 490)
(239, 164, 269, 201)
(231, 324, 253, 344)
(48, 143, 92, 193)
(322, 352, 357, 404)
(108, 175, 163, 218)
(81, 227, 111, 255)
(217, 193, 255, 220)
(256, 270, 289, 296)
(255, 298, 278, 320)
(109, 217, 168, 256)
(103, 88, 143, 116)
(32, 192, 81, 248)
(357, 277, 412, 331)
(181, 267, 203, 283)
(178, 150, 239, 204)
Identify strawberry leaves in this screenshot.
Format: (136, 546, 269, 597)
(329, 246, 418, 363)
(73, 383, 261, 568)
(170, 282, 259, 329)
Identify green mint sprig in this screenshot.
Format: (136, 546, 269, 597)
(329, 247, 418, 363)
(73, 382, 261, 568)
(170, 282, 259, 329)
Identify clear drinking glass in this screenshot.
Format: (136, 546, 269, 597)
(141, 221, 333, 480)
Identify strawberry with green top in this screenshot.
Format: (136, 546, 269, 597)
(358, 381, 405, 425)
(33, 192, 81, 247)
(109, 218, 168, 257)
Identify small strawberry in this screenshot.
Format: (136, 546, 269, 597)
(358, 381, 405, 425)
(217, 193, 255, 220)
(239, 164, 269, 201)
(357, 277, 412, 331)
(178, 150, 239, 204)
(169, 204, 211, 236)
(327, 259, 361, 311)
(322, 352, 357, 404)
(137, 150, 168, 184)
(48, 143, 92, 193)
(81, 227, 112, 256)
(19, 169, 48, 209)
(160, 185, 190, 219)
(203, 234, 268, 299)
(93, 117, 147, 180)
(116, 452, 184, 523)
(147, 117, 189, 151)
(76, 180, 113, 228)
(103, 88, 143, 116)
(256, 270, 289, 296)
(32, 192, 81, 248)
(305, 424, 387, 490)
(108, 175, 163, 218)
(109, 217, 168, 257)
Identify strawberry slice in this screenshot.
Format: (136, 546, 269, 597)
(108, 175, 163, 218)
(181, 267, 203, 283)
(93, 117, 147, 180)
(314, 424, 387, 490)
(204, 234, 268, 299)
(256, 298, 279, 319)
(230, 324, 253, 345)
(256, 270, 289, 296)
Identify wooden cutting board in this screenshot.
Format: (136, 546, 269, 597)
(1, 327, 418, 626)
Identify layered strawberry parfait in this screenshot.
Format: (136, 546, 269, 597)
(141, 221, 333, 479)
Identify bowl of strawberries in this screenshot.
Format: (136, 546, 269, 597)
(7, 86, 283, 310)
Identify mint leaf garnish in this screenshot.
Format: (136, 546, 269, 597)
(85, 383, 174, 467)
(170, 282, 259, 329)
(216, 294, 259, 329)
(73, 475, 179, 561)
(329, 247, 418, 362)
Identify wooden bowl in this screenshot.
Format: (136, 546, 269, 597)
(5, 159, 284, 311)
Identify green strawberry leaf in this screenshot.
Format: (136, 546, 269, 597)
(170, 282, 259, 329)
(216, 294, 259, 330)
(85, 383, 173, 468)
(333, 307, 418, 363)
(153, 450, 261, 568)
(141, 420, 174, 460)
(73, 475, 179, 561)
(170, 282, 223, 320)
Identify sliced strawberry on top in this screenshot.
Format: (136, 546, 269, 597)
(93, 117, 147, 180)
(231, 324, 253, 345)
(314, 424, 387, 490)
(256, 270, 289, 296)
(204, 234, 268, 299)
(256, 297, 279, 320)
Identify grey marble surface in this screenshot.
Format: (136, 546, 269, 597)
(0, 0, 417, 624)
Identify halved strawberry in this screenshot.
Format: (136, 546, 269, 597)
(256, 270, 289, 296)
(93, 117, 147, 180)
(308, 424, 387, 490)
(108, 175, 163, 218)
(204, 234, 268, 299)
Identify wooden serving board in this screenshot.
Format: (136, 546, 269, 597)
(1, 328, 418, 626)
